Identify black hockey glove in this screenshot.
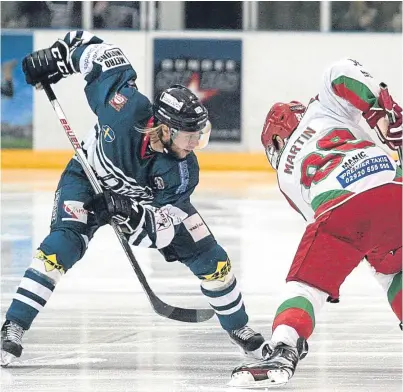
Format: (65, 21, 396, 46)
(84, 190, 145, 234)
(22, 40, 74, 86)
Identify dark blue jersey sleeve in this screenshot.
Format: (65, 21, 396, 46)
(63, 30, 152, 125)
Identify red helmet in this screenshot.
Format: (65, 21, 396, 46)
(261, 101, 306, 169)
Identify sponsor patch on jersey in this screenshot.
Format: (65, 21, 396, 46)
(62, 201, 88, 224)
(194, 106, 203, 114)
(102, 125, 115, 142)
(183, 213, 211, 242)
(160, 92, 184, 111)
(336, 154, 394, 188)
(109, 92, 128, 112)
(95, 48, 129, 71)
(154, 176, 165, 190)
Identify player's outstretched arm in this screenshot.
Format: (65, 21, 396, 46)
(325, 58, 402, 151)
(22, 30, 136, 116)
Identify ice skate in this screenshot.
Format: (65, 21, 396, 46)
(228, 325, 271, 360)
(229, 337, 308, 388)
(1, 321, 25, 367)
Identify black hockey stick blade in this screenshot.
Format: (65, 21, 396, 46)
(116, 228, 215, 323)
(149, 291, 215, 323)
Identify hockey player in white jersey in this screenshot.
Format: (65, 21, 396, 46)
(230, 58, 402, 388)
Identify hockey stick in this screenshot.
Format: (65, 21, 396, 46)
(42, 84, 215, 323)
(379, 83, 403, 166)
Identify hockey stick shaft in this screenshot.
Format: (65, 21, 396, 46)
(42, 84, 214, 323)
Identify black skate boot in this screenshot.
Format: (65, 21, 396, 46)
(1, 320, 25, 367)
(229, 337, 308, 388)
(228, 325, 271, 360)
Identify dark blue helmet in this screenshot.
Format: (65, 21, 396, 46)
(153, 85, 208, 132)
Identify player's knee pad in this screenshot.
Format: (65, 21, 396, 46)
(39, 228, 88, 271)
(200, 258, 234, 291)
(30, 249, 65, 286)
(186, 243, 235, 292)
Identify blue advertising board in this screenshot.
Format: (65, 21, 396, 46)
(154, 39, 242, 143)
(1, 33, 33, 148)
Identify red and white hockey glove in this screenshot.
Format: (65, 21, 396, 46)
(363, 84, 402, 150)
(374, 103, 402, 151)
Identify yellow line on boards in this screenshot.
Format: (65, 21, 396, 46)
(2, 149, 399, 171)
(1, 150, 275, 171)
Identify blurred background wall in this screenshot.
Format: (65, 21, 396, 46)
(1, 1, 402, 169)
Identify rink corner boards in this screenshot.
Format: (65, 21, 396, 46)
(1, 149, 275, 171)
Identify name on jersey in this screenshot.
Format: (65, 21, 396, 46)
(336, 155, 394, 188)
(96, 48, 128, 71)
(284, 128, 316, 175)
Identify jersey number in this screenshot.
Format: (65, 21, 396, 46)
(301, 128, 374, 188)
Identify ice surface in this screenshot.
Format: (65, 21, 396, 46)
(1, 171, 401, 392)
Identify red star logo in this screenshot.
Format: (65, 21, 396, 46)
(187, 73, 218, 103)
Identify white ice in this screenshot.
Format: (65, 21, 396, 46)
(1, 172, 401, 392)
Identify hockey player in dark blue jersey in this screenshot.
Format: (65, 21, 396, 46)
(1, 31, 269, 366)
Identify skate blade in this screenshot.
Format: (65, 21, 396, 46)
(1, 351, 17, 368)
(228, 369, 289, 389)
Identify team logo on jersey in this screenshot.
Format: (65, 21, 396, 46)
(154, 176, 165, 190)
(109, 92, 128, 112)
(102, 125, 115, 142)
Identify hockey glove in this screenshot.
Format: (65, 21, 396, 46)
(374, 104, 402, 151)
(22, 40, 74, 86)
(84, 190, 145, 234)
(363, 87, 402, 150)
